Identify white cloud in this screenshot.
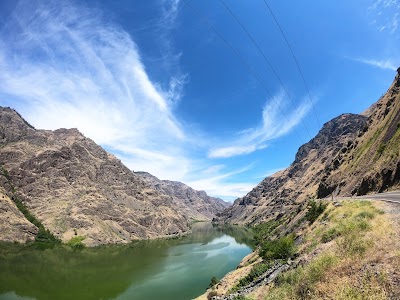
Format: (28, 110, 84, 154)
(0, 0, 261, 200)
(160, 0, 181, 27)
(0, 0, 296, 201)
(208, 144, 266, 159)
(368, 0, 400, 34)
(352, 57, 398, 71)
(0, 0, 188, 179)
(208, 91, 311, 158)
(186, 166, 256, 200)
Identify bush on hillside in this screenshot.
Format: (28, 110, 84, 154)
(259, 234, 296, 261)
(305, 200, 327, 224)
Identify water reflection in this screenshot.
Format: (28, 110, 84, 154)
(0, 223, 253, 300)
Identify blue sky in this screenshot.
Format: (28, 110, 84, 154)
(0, 0, 399, 200)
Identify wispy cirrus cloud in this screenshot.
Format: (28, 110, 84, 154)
(208, 91, 311, 159)
(368, 0, 400, 34)
(0, 0, 259, 200)
(0, 0, 188, 181)
(350, 57, 399, 71)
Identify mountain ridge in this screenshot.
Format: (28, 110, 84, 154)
(216, 69, 400, 226)
(0, 107, 226, 246)
(135, 171, 229, 220)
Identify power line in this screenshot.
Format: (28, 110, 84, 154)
(218, 0, 312, 140)
(181, 0, 305, 144)
(263, 0, 321, 128)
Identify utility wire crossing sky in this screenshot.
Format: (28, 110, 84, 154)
(0, 0, 399, 200)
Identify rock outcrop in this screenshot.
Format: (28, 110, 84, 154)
(136, 172, 229, 220)
(0, 108, 226, 246)
(216, 70, 400, 226)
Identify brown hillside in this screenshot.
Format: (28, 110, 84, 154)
(0, 108, 225, 246)
(216, 69, 400, 226)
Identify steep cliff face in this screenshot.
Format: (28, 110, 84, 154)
(217, 70, 400, 226)
(0, 108, 216, 246)
(136, 172, 229, 220)
(319, 69, 400, 197)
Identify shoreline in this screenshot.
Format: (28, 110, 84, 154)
(194, 250, 260, 300)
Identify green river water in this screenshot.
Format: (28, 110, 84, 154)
(0, 223, 254, 300)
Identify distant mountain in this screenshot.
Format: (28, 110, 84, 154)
(135, 171, 229, 221)
(216, 68, 400, 227)
(0, 108, 227, 246)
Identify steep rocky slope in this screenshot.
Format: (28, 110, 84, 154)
(136, 172, 229, 220)
(0, 186, 38, 243)
(217, 69, 400, 226)
(0, 108, 225, 246)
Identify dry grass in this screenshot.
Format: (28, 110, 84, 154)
(262, 200, 400, 300)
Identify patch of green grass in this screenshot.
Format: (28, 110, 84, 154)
(266, 253, 338, 300)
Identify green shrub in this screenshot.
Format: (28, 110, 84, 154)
(377, 143, 386, 156)
(67, 236, 85, 249)
(321, 227, 340, 243)
(235, 262, 271, 288)
(260, 234, 296, 261)
(11, 196, 61, 244)
(305, 200, 327, 224)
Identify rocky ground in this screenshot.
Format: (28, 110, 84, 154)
(0, 186, 37, 243)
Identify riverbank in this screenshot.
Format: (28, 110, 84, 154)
(0, 222, 254, 300)
(196, 200, 400, 299)
(195, 251, 260, 300)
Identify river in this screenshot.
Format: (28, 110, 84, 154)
(0, 223, 254, 300)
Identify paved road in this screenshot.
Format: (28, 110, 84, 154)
(354, 190, 400, 204)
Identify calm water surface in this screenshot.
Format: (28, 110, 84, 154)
(0, 223, 253, 300)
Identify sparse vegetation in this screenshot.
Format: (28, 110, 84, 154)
(262, 201, 398, 299)
(207, 291, 218, 299)
(1, 165, 61, 245)
(305, 199, 327, 224)
(230, 262, 272, 293)
(231, 296, 253, 300)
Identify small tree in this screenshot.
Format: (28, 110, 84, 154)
(208, 276, 219, 288)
